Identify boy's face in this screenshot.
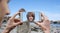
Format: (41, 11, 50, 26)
(0, 0, 10, 22)
(28, 16, 34, 22)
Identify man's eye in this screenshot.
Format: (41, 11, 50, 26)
(7, 0, 10, 3)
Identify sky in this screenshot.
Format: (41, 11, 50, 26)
(8, 0, 60, 21)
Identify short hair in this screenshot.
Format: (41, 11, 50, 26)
(26, 12, 35, 21)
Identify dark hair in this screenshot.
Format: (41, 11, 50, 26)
(26, 12, 35, 21)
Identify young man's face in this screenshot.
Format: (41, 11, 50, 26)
(0, 0, 10, 22)
(28, 16, 34, 22)
(27, 12, 35, 22)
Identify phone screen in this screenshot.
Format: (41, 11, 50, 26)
(20, 12, 41, 22)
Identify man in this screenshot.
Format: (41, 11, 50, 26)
(19, 12, 50, 33)
(34, 13, 50, 33)
(18, 12, 35, 33)
(0, 0, 10, 27)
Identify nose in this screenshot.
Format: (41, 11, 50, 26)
(6, 12, 10, 15)
(6, 11, 10, 15)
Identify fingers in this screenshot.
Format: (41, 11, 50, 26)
(10, 12, 20, 20)
(14, 18, 23, 25)
(40, 12, 48, 20)
(41, 12, 45, 18)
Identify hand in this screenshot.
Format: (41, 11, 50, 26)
(6, 18, 22, 30)
(6, 12, 23, 30)
(40, 12, 48, 21)
(2, 12, 23, 33)
(40, 12, 50, 30)
(35, 12, 50, 31)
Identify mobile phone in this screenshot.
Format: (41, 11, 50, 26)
(20, 12, 41, 22)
